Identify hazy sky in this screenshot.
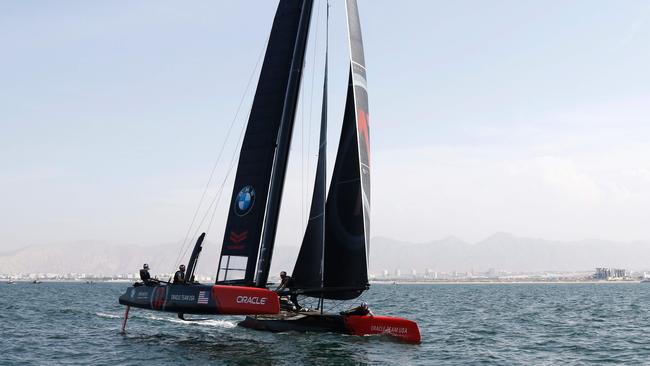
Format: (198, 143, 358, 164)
(1, 0, 649, 252)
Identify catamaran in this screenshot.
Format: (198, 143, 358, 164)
(118, 0, 420, 343)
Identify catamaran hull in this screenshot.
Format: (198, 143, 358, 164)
(118, 284, 280, 315)
(238, 312, 421, 343)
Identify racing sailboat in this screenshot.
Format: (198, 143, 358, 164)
(118, 0, 420, 343)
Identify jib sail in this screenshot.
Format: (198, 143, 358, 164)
(292, 4, 329, 291)
(293, 0, 370, 300)
(321, 0, 370, 300)
(216, 0, 313, 286)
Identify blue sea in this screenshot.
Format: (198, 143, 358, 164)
(2, 282, 650, 365)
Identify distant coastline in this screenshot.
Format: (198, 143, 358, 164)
(2, 278, 644, 286)
(371, 279, 643, 285)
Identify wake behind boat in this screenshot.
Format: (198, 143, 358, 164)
(117, 0, 420, 344)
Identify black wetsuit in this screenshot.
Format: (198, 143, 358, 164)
(140, 269, 150, 282)
(173, 270, 185, 284)
(140, 269, 154, 285)
(277, 275, 300, 310)
(340, 306, 371, 316)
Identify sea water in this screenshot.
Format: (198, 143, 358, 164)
(2, 282, 650, 365)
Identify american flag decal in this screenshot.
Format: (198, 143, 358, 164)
(197, 291, 209, 305)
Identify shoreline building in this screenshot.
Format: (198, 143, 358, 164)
(594, 267, 627, 280)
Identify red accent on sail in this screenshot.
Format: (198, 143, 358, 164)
(229, 231, 248, 244)
(344, 315, 421, 343)
(358, 109, 370, 163)
(211, 285, 279, 315)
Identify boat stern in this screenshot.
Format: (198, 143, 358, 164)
(344, 315, 421, 344)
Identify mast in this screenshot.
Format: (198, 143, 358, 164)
(320, 1, 329, 303)
(317, 2, 329, 312)
(255, 0, 314, 288)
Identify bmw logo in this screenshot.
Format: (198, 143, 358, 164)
(234, 185, 255, 216)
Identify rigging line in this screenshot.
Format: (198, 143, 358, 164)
(179, 111, 249, 267)
(302, 62, 308, 233)
(307, 1, 322, 190)
(306, 0, 322, 201)
(300, 70, 304, 235)
(305, 0, 322, 232)
(185, 101, 250, 256)
(324, 299, 348, 313)
(204, 107, 251, 237)
(173, 36, 269, 267)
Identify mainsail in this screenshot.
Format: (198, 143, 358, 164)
(217, 0, 313, 286)
(294, 0, 370, 300)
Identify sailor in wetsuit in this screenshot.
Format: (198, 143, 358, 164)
(140, 263, 156, 286)
(340, 301, 373, 316)
(173, 264, 186, 284)
(275, 271, 300, 311)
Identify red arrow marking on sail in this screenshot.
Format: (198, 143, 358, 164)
(358, 110, 370, 164)
(229, 231, 248, 244)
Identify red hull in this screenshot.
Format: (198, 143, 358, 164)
(344, 315, 421, 344)
(211, 285, 280, 314)
(240, 311, 421, 344)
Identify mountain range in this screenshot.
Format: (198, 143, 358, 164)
(371, 233, 650, 273)
(0, 239, 298, 278)
(1, 233, 649, 276)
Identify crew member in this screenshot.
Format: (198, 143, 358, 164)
(340, 301, 373, 316)
(173, 264, 186, 284)
(140, 263, 155, 285)
(275, 271, 300, 310)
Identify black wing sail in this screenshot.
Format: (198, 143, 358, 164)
(216, 0, 313, 285)
(321, 0, 370, 300)
(292, 5, 329, 291)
